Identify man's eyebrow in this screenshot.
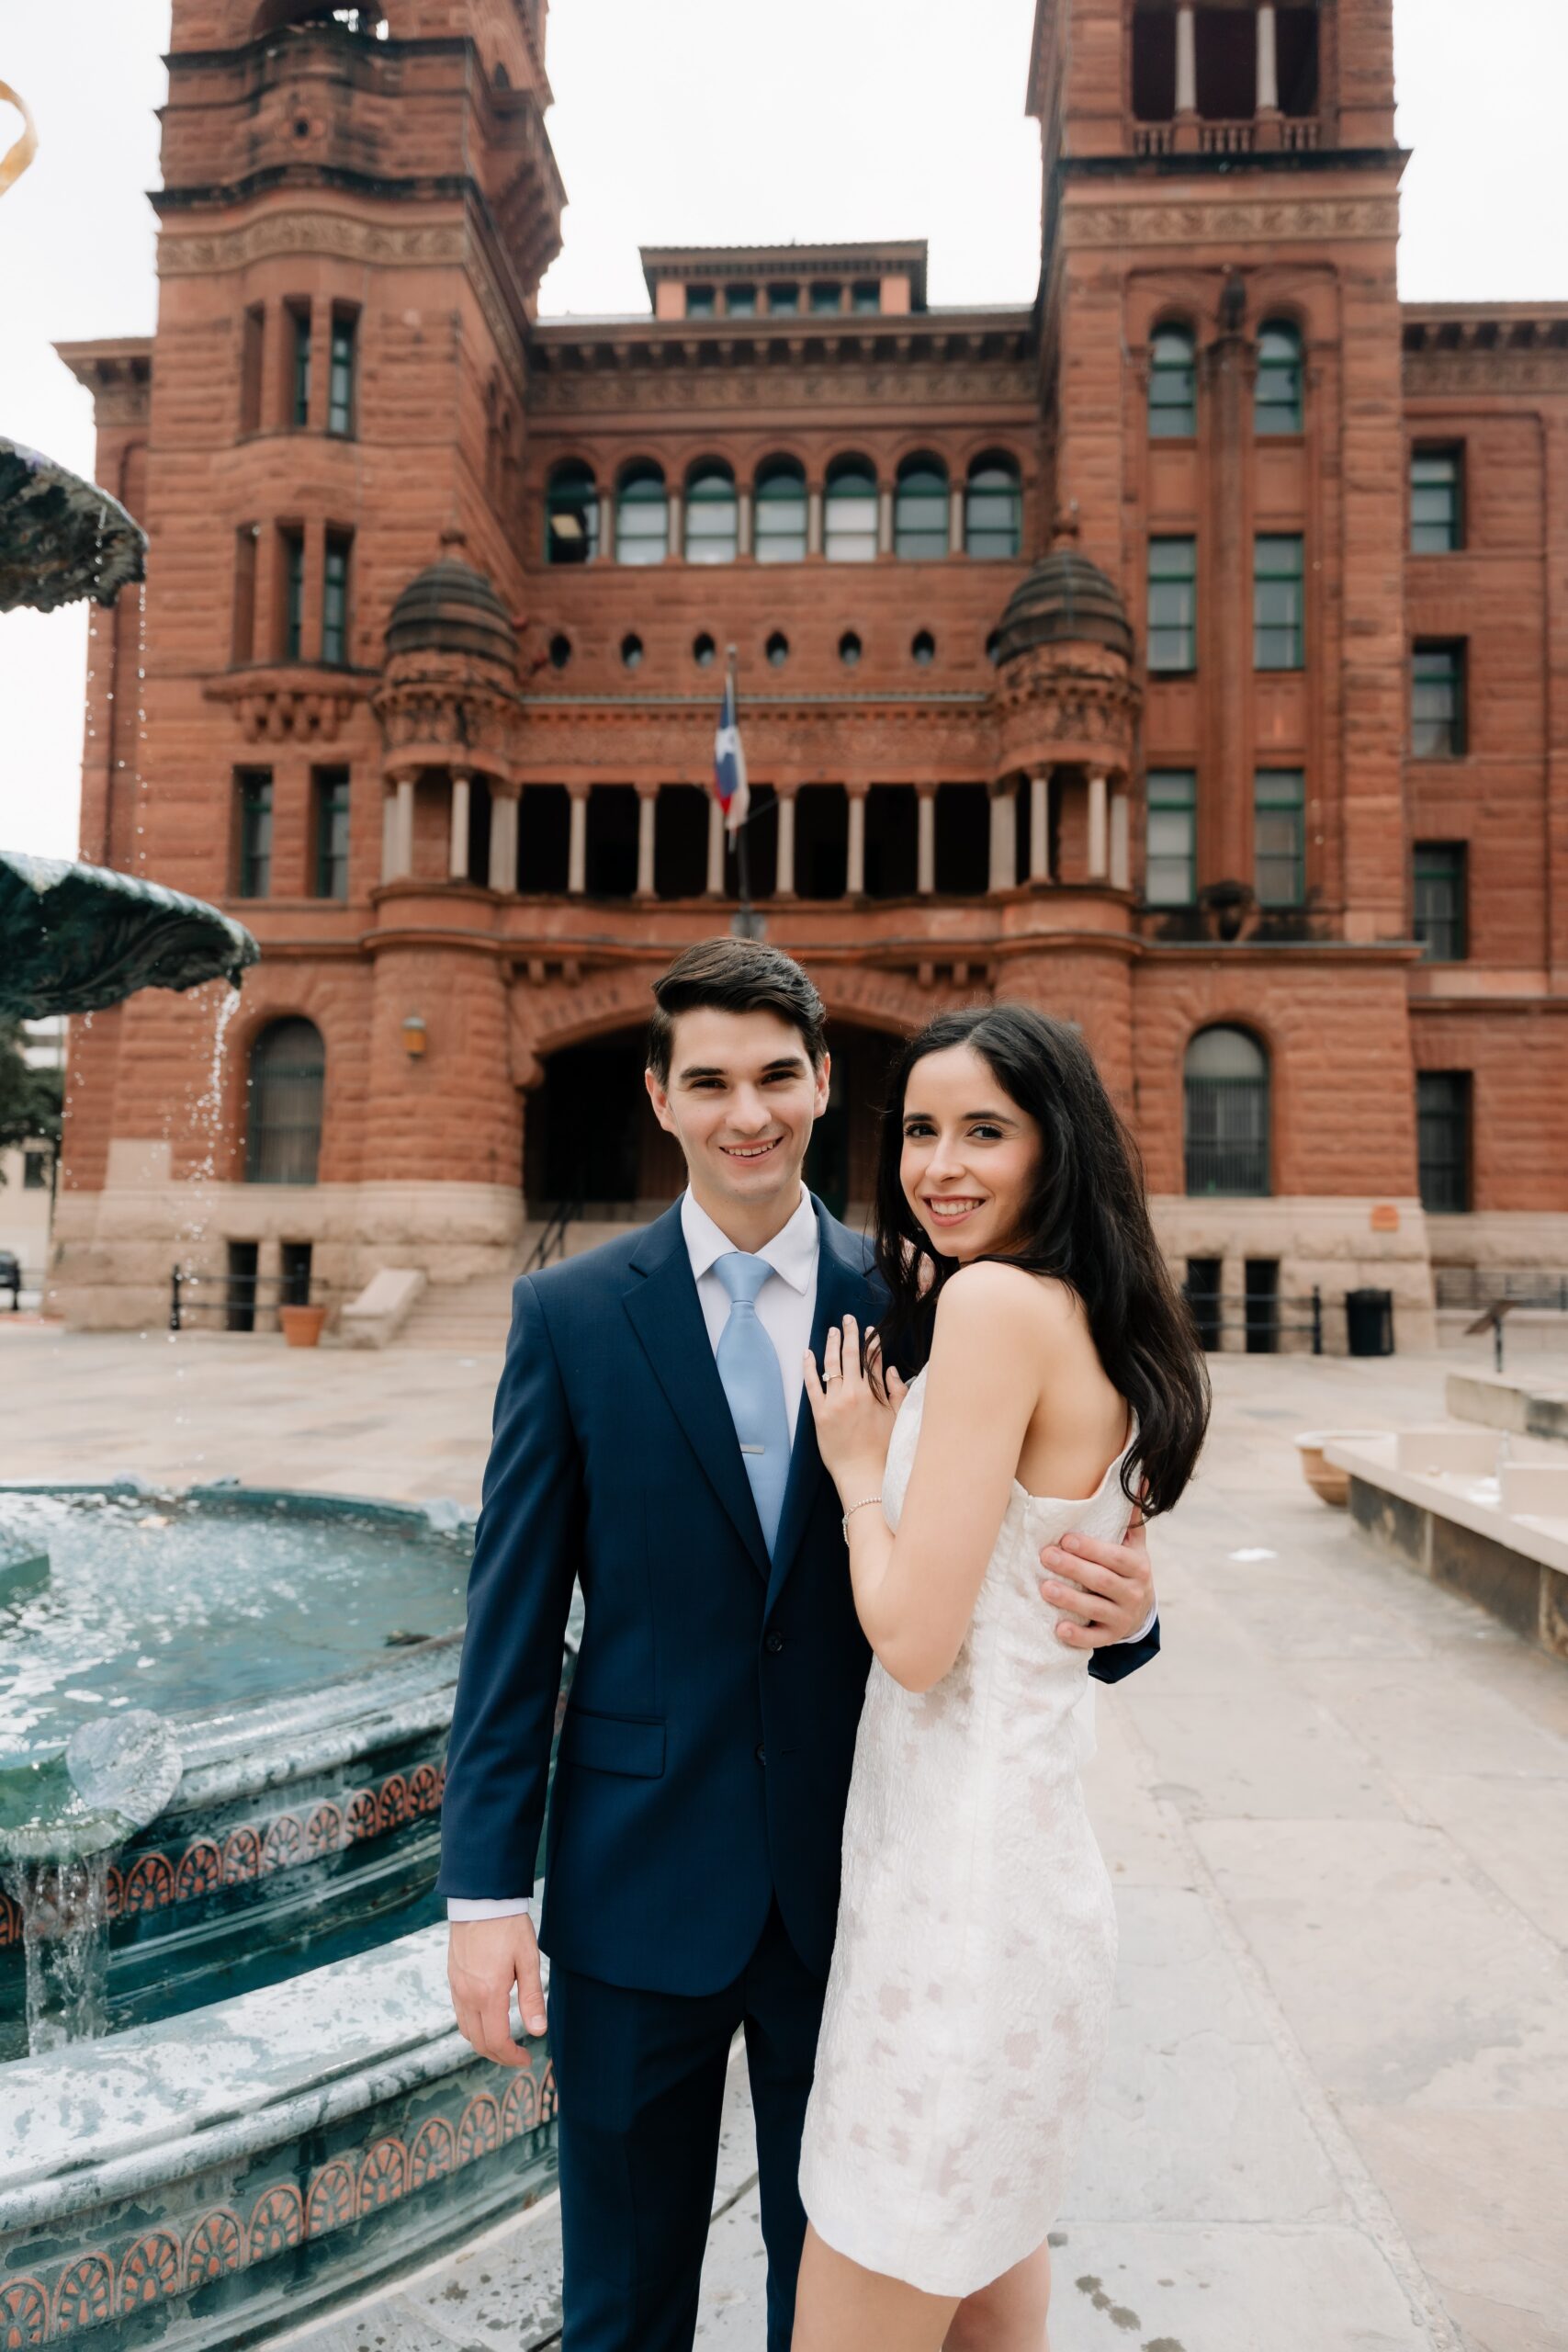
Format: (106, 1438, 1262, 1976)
(677, 1056, 807, 1082)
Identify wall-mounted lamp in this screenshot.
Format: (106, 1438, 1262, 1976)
(400, 1013, 428, 1060)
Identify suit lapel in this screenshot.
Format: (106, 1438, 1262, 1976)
(765, 1202, 879, 1614)
(623, 1203, 771, 1578)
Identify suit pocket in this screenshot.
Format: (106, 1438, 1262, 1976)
(557, 1706, 665, 1778)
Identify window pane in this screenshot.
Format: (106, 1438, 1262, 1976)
(616, 469, 668, 564)
(684, 467, 738, 563)
(327, 315, 355, 434)
(1145, 769, 1196, 905)
(1148, 537, 1196, 672)
(1149, 328, 1196, 437)
(283, 531, 304, 660)
(1411, 448, 1461, 553)
(768, 283, 799, 313)
(1254, 770, 1304, 906)
(755, 465, 807, 562)
(725, 285, 756, 315)
(851, 280, 880, 313)
(809, 282, 841, 312)
(894, 464, 948, 559)
(964, 463, 1021, 559)
(1413, 841, 1466, 960)
(237, 771, 273, 899)
(322, 536, 351, 665)
(685, 285, 715, 317)
(547, 464, 599, 564)
(825, 466, 877, 561)
(1185, 1046, 1270, 1195)
(315, 771, 351, 899)
(1254, 534, 1303, 669)
(1417, 1071, 1470, 1213)
(1412, 644, 1464, 757)
(1256, 323, 1302, 434)
(291, 310, 311, 427)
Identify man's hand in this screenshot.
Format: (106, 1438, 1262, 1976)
(448, 1913, 546, 2066)
(1038, 1502, 1155, 1650)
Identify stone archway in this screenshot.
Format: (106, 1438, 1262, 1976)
(522, 1025, 683, 1218)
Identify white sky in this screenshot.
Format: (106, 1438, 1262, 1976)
(2, 0, 1564, 861)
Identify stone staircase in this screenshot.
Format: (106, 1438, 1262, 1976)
(394, 1221, 645, 1351)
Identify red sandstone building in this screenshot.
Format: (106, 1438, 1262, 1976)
(50, 0, 1568, 1347)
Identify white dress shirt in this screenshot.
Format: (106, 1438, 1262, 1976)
(448, 1184, 1153, 1920)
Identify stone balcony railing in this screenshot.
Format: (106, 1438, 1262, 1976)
(1131, 115, 1321, 158)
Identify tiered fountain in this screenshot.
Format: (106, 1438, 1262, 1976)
(0, 85, 564, 2349)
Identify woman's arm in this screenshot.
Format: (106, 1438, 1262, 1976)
(807, 1263, 1069, 1693)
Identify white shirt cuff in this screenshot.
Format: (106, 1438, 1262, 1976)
(447, 1895, 534, 1920)
(1128, 1600, 1158, 1645)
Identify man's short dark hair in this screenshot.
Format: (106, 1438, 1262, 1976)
(647, 938, 828, 1086)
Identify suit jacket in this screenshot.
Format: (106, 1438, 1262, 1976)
(436, 1192, 1160, 1994)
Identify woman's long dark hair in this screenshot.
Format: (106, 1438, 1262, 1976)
(872, 1004, 1209, 1518)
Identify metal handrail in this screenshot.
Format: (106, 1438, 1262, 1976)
(525, 1191, 585, 1275)
(168, 1265, 340, 1332)
(1182, 1284, 1325, 1355)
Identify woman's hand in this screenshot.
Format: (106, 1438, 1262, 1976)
(803, 1314, 908, 1495)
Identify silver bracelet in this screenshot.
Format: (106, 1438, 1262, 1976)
(840, 1495, 883, 1537)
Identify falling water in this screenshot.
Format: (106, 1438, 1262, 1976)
(1, 1853, 112, 2051)
(168, 984, 243, 1464)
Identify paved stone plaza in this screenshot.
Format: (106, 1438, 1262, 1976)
(3, 1318, 1564, 2352)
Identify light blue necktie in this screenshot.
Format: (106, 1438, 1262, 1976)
(713, 1251, 792, 1557)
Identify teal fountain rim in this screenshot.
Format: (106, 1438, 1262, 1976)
(0, 849, 260, 1019)
(0, 435, 147, 616)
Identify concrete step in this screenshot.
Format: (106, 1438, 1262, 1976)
(394, 1222, 648, 1348)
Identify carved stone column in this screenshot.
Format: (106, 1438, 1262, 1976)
(706, 794, 726, 895)
(917, 786, 936, 895)
(950, 483, 965, 556)
(807, 486, 823, 558)
(1088, 771, 1109, 882)
(737, 489, 752, 559)
(489, 783, 519, 892)
(568, 788, 588, 895)
(598, 490, 613, 560)
(448, 770, 471, 881)
(775, 790, 796, 898)
(637, 786, 657, 898)
(877, 483, 893, 557)
(989, 783, 1017, 893)
(846, 788, 867, 896)
(1030, 773, 1051, 883)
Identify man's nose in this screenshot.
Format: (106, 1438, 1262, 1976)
(730, 1091, 773, 1132)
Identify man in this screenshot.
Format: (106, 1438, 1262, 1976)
(440, 938, 1160, 2352)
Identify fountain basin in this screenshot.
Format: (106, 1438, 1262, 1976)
(0, 435, 145, 615)
(0, 849, 259, 1022)
(0, 1922, 557, 2350)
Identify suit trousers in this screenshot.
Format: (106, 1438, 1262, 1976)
(547, 1901, 826, 2352)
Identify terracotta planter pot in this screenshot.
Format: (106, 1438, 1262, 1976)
(279, 1304, 327, 1349)
(1294, 1432, 1352, 1508)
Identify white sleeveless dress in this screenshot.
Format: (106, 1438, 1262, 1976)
(797, 1364, 1134, 2296)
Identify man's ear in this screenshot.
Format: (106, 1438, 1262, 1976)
(645, 1064, 676, 1136)
(813, 1048, 832, 1119)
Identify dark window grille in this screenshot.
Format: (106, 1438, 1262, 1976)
(1255, 770, 1305, 907)
(290, 306, 311, 427)
(246, 1018, 325, 1185)
(1254, 534, 1304, 669)
(1255, 322, 1303, 435)
(1149, 326, 1196, 437)
(1244, 1259, 1280, 1354)
(281, 528, 305, 660)
(327, 311, 356, 434)
(237, 770, 273, 899)
(1184, 1027, 1269, 1196)
(1413, 841, 1466, 960)
(546, 461, 599, 564)
(964, 458, 1021, 559)
(322, 532, 352, 665)
(314, 768, 351, 899)
(1417, 1071, 1471, 1213)
(1413, 642, 1466, 757)
(1145, 769, 1196, 905)
(1149, 537, 1196, 672)
(1411, 447, 1462, 553)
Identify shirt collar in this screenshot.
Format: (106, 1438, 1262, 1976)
(680, 1182, 819, 1295)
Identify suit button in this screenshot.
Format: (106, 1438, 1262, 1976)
(755, 1744, 766, 1766)
(765, 1631, 785, 1656)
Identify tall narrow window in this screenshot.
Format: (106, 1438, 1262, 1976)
(1145, 770, 1197, 906)
(231, 524, 258, 665)
(1417, 1072, 1471, 1214)
(1412, 642, 1466, 757)
(1148, 326, 1197, 437)
(684, 461, 739, 563)
(1148, 537, 1197, 673)
(240, 303, 265, 435)
(289, 303, 312, 428)
(964, 457, 1021, 559)
(1184, 1026, 1269, 1198)
(894, 456, 949, 559)
(754, 458, 807, 562)
(1413, 842, 1467, 960)
(615, 462, 668, 564)
(1255, 322, 1303, 435)
(546, 460, 599, 564)
(1254, 534, 1304, 669)
(280, 526, 305, 661)
(824, 458, 878, 562)
(1411, 447, 1463, 552)
(1254, 770, 1305, 907)
(322, 530, 352, 665)
(327, 308, 357, 435)
(236, 769, 274, 899)
(313, 767, 351, 899)
(246, 1018, 325, 1186)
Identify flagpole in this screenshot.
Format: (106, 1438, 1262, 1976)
(727, 642, 764, 940)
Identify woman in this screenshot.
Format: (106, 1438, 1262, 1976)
(794, 1004, 1209, 2352)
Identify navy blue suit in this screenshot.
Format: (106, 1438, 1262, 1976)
(438, 1193, 1159, 2348)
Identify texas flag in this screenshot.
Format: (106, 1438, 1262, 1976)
(713, 674, 750, 836)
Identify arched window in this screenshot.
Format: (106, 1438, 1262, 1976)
(754, 458, 807, 563)
(1256, 322, 1303, 435)
(894, 455, 949, 560)
(1184, 1026, 1269, 1197)
(615, 461, 668, 565)
(824, 457, 878, 562)
(546, 459, 597, 564)
(1149, 325, 1197, 438)
(245, 1017, 325, 1185)
(684, 461, 738, 563)
(964, 456, 1021, 560)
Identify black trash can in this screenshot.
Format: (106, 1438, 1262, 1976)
(1345, 1287, 1394, 1357)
